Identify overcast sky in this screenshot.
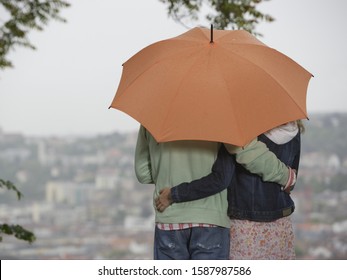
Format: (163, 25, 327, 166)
(1, 0, 346, 137)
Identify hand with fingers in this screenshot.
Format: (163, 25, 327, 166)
(155, 187, 173, 212)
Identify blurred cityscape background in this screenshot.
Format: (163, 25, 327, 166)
(1, 112, 346, 259)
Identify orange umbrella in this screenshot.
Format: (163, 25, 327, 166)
(109, 26, 313, 146)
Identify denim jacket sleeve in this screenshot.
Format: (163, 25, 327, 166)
(289, 134, 301, 191)
(170, 144, 235, 203)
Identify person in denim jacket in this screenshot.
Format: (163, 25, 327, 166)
(156, 121, 302, 259)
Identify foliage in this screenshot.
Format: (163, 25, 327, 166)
(0, 0, 69, 244)
(0, 0, 70, 69)
(0, 179, 36, 243)
(0, 178, 22, 199)
(0, 223, 36, 243)
(159, 0, 274, 35)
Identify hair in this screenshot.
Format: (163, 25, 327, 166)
(296, 119, 305, 133)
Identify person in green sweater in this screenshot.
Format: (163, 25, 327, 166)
(134, 125, 295, 260)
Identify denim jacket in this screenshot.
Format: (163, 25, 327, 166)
(171, 132, 300, 222)
(228, 132, 300, 221)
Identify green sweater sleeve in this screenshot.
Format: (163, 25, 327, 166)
(225, 138, 289, 186)
(134, 126, 154, 184)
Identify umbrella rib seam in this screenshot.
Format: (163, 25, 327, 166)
(159, 48, 208, 138)
(218, 45, 308, 117)
(121, 45, 203, 100)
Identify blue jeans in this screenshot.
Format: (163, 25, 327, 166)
(154, 226, 230, 260)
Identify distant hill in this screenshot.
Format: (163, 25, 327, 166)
(301, 112, 347, 158)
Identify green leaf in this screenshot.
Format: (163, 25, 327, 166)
(0, 0, 71, 71)
(0, 223, 36, 243)
(0, 179, 23, 200)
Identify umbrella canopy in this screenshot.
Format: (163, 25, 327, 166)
(109, 26, 313, 146)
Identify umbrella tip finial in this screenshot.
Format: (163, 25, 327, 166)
(210, 24, 214, 44)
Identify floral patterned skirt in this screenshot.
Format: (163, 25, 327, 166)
(229, 216, 295, 260)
